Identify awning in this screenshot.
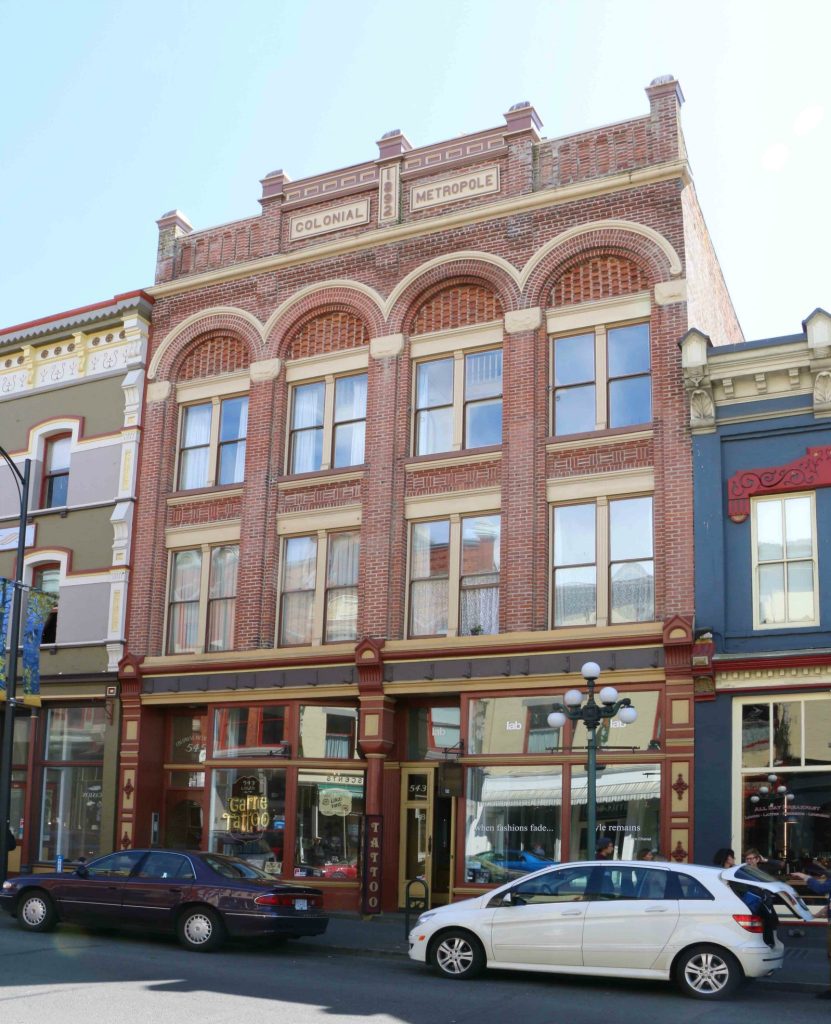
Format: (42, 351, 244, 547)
(479, 770, 659, 808)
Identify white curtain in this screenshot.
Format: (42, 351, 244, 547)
(207, 546, 239, 651)
(179, 404, 212, 488)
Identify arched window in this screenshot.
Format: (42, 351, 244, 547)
(32, 563, 60, 644)
(41, 434, 71, 508)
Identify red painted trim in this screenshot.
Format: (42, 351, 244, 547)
(715, 652, 831, 671)
(0, 290, 154, 338)
(727, 446, 831, 522)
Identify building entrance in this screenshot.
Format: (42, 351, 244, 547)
(398, 765, 455, 908)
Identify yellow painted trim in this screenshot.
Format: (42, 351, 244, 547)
(142, 685, 357, 705)
(148, 164, 689, 305)
(277, 470, 364, 491)
(409, 322, 503, 359)
(546, 293, 651, 335)
(547, 467, 654, 503)
(405, 451, 501, 473)
(167, 487, 243, 506)
(404, 486, 501, 519)
(175, 370, 251, 404)
(285, 346, 369, 382)
(276, 504, 362, 535)
(165, 521, 241, 548)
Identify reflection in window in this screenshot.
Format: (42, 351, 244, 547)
(295, 770, 364, 878)
(569, 764, 661, 860)
(209, 768, 286, 874)
(754, 495, 816, 626)
(407, 706, 461, 760)
(609, 496, 654, 622)
(409, 520, 450, 636)
(299, 705, 359, 759)
(213, 706, 285, 758)
(42, 434, 71, 508)
(45, 707, 107, 761)
(465, 765, 562, 883)
(553, 503, 597, 625)
(460, 515, 500, 636)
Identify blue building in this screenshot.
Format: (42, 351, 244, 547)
(684, 309, 831, 869)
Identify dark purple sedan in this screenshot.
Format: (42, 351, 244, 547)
(0, 848, 328, 952)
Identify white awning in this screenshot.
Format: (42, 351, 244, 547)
(479, 770, 659, 808)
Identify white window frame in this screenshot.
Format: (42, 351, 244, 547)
(750, 492, 819, 630)
(174, 372, 250, 492)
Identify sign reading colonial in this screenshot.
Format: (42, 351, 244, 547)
(410, 166, 500, 212)
(289, 198, 371, 241)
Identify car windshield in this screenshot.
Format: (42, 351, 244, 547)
(734, 864, 780, 883)
(201, 854, 273, 880)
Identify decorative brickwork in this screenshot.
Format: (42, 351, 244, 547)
(286, 309, 368, 360)
(410, 282, 503, 335)
(405, 458, 502, 498)
(551, 255, 651, 307)
(167, 495, 243, 528)
(175, 334, 250, 381)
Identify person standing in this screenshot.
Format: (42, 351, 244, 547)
(791, 870, 831, 1000)
(595, 837, 614, 860)
(713, 847, 736, 868)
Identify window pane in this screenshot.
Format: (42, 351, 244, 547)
(209, 768, 286, 875)
(292, 382, 325, 428)
(299, 705, 359, 759)
(609, 375, 651, 429)
(570, 764, 660, 860)
(554, 383, 596, 435)
(741, 769, 831, 867)
(35, 567, 61, 596)
(787, 561, 815, 621)
(46, 473, 69, 507)
(416, 358, 453, 409)
(334, 374, 368, 421)
(169, 600, 200, 653)
(209, 546, 239, 598)
(408, 706, 461, 759)
(171, 550, 202, 600)
(410, 579, 448, 636)
(465, 350, 502, 400)
(465, 398, 502, 448)
(179, 447, 210, 489)
(610, 497, 653, 561)
(411, 521, 449, 578)
(608, 323, 650, 377)
(462, 516, 500, 575)
(554, 566, 597, 626)
(283, 536, 317, 590)
(281, 591, 314, 645)
(295, 769, 364, 878)
(45, 707, 107, 761)
(46, 436, 72, 471)
(610, 560, 654, 622)
(327, 532, 360, 586)
(784, 497, 813, 559)
(460, 576, 499, 635)
(804, 699, 831, 766)
(554, 503, 595, 567)
(169, 713, 207, 764)
(207, 598, 236, 651)
(772, 702, 802, 767)
(742, 704, 771, 768)
(217, 440, 246, 484)
(290, 427, 323, 473)
(214, 706, 285, 758)
(416, 406, 453, 455)
(182, 404, 212, 446)
(756, 501, 783, 561)
(554, 333, 594, 386)
(465, 765, 562, 882)
(325, 588, 358, 641)
(758, 563, 785, 624)
(40, 766, 104, 862)
(333, 421, 365, 467)
(219, 396, 248, 442)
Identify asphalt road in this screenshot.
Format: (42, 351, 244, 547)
(0, 916, 826, 1024)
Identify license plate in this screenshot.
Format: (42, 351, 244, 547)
(294, 898, 308, 910)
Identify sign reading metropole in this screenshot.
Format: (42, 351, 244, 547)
(410, 166, 500, 212)
(289, 198, 371, 241)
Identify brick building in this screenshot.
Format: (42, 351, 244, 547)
(0, 293, 152, 871)
(119, 77, 742, 911)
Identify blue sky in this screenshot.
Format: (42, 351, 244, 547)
(1, 0, 828, 339)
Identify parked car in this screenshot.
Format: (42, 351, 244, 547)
(466, 848, 557, 883)
(0, 848, 328, 952)
(408, 859, 813, 999)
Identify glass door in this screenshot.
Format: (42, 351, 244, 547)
(399, 767, 433, 908)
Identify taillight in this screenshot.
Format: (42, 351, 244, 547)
(733, 914, 764, 933)
(254, 893, 321, 908)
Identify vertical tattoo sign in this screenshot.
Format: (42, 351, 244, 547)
(361, 815, 383, 915)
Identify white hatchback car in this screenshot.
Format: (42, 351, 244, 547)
(408, 860, 813, 999)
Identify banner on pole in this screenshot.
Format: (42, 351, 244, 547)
(21, 588, 56, 698)
(0, 577, 13, 692)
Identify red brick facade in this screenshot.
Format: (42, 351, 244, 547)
(121, 79, 742, 911)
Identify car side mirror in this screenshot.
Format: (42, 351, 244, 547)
(75, 864, 89, 878)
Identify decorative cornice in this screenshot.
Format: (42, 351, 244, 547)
(727, 445, 831, 522)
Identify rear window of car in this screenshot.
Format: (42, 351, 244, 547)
(673, 872, 714, 900)
(201, 854, 272, 880)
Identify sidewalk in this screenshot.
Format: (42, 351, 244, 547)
(301, 914, 828, 992)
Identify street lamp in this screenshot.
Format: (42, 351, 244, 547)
(548, 661, 638, 858)
(748, 773, 796, 870)
(0, 446, 31, 885)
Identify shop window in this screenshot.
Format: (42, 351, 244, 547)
(279, 531, 359, 646)
(552, 495, 653, 627)
(407, 706, 461, 760)
(41, 434, 71, 508)
(213, 705, 286, 758)
(465, 765, 562, 883)
(468, 696, 564, 756)
(414, 348, 502, 456)
(39, 706, 107, 863)
(32, 564, 60, 644)
(209, 768, 286, 874)
(298, 705, 359, 759)
(751, 494, 818, 629)
(409, 514, 500, 637)
(169, 713, 207, 764)
(177, 395, 248, 490)
(294, 769, 364, 879)
(742, 769, 831, 873)
(552, 321, 651, 436)
(166, 545, 239, 654)
(288, 373, 367, 474)
(569, 764, 661, 861)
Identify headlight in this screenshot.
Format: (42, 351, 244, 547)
(2, 881, 15, 891)
(415, 911, 437, 926)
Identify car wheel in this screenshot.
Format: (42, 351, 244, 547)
(177, 906, 224, 952)
(17, 890, 58, 933)
(675, 944, 743, 999)
(430, 929, 486, 980)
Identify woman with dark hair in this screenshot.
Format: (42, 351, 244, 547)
(713, 847, 736, 868)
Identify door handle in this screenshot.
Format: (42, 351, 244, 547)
(644, 906, 669, 913)
(427, 835, 432, 855)
(562, 909, 583, 916)
(168, 888, 183, 894)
